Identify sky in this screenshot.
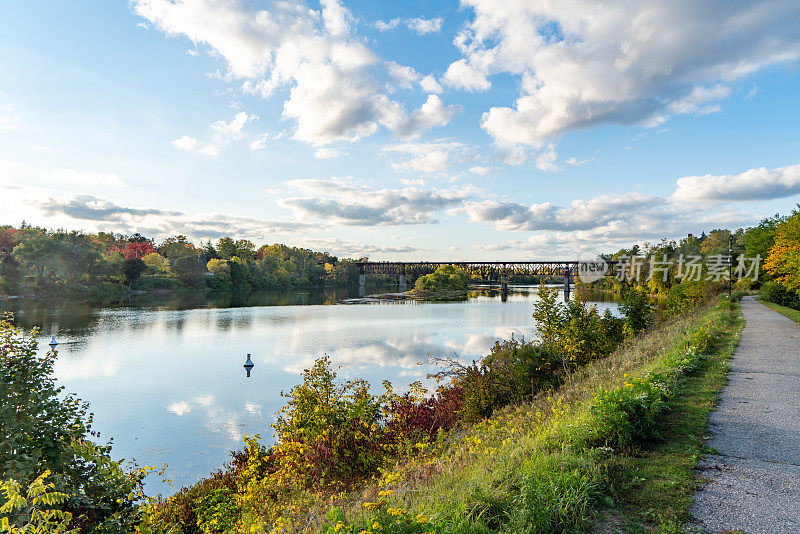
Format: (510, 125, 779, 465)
(1, 0, 799, 260)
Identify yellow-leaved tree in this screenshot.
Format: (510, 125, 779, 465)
(764, 207, 800, 291)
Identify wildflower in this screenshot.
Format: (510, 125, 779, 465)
(335, 522, 344, 532)
(377, 490, 394, 497)
(416, 514, 429, 524)
(372, 522, 380, 529)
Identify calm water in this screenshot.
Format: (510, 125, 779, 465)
(3, 286, 617, 496)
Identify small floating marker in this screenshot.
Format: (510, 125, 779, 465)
(49, 335, 58, 348)
(243, 353, 254, 378)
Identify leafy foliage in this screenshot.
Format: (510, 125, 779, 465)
(0, 471, 76, 534)
(0, 315, 147, 532)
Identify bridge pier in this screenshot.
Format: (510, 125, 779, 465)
(563, 270, 571, 302)
(398, 274, 407, 292)
(358, 273, 366, 297)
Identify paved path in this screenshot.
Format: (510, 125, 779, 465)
(691, 296, 800, 533)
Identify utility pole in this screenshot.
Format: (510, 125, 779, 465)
(729, 234, 733, 296)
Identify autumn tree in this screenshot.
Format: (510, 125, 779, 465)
(764, 207, 800, 292)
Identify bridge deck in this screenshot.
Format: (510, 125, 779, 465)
(356, 260, 616, 277)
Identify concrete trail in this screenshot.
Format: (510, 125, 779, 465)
(691, 296, 800, 533)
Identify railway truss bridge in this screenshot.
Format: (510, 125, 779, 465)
(356, 260, 619, 301)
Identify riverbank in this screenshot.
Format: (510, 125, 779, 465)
(314, 297, 743, 533)
(138, 291, 741, 533)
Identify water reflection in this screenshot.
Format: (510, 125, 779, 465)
(1, 286, 617, 496)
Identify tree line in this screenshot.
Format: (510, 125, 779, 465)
(0, 224, 363, 300)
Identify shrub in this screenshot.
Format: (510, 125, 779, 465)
(194, 488, 238, 534)
(438, 338, 560, 422)
(588, 376, 667, 448)
(760, 280, 799, 308)
(619, 287, 653, 334)
(270, 357, 391, 488)
(665, 280, 726, 313)
(385, 384, 464, 442)
(533, 285, 624, 372)
(146, 469, 238, 534)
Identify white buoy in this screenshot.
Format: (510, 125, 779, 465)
(49, 335, 58, 348)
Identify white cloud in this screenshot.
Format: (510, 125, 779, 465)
(375, 17, 443, 35)
(566, 157, 594, 167)
(43, 168, 126, 188)
(443, 1, 800, 149)
(671, 163, 800, 202)
(419, 75, 443, 94)
(469, 166, 490, 175)
(135, 0, 452, 146)
(249, 132, 269, 150)
(172, 135, 198, 151)
(534, 143, 558, 172)
(279, 177, 477, 225)
(406, 17, 443, 35)
(173, 112, 256, 155)
(391, 95, 461, 138)
(465, 192, 661, 232)
(383, 140, 475, 174)
(387, 62, 420, 89)
(374, 18, 401, 32)
(314, 147, 347, 159)
(442, 58, 491, 92)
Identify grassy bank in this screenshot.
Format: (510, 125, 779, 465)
(318, 298, 743, 533)
(758, 299, 800, 324)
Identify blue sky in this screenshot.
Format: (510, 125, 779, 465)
(1, 0, 799, 259)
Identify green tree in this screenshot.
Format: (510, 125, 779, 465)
(12, 235, 57, 289)
(171, 255, 206, 287)
(743, 214, 784, 264)
(215, 237, 237, 259)
(122, 258, 146, 291)
(142, 252, 170, 274)
(158, 236, 195, 262)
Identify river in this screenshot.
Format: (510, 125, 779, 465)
(2, 285, 618, 496)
